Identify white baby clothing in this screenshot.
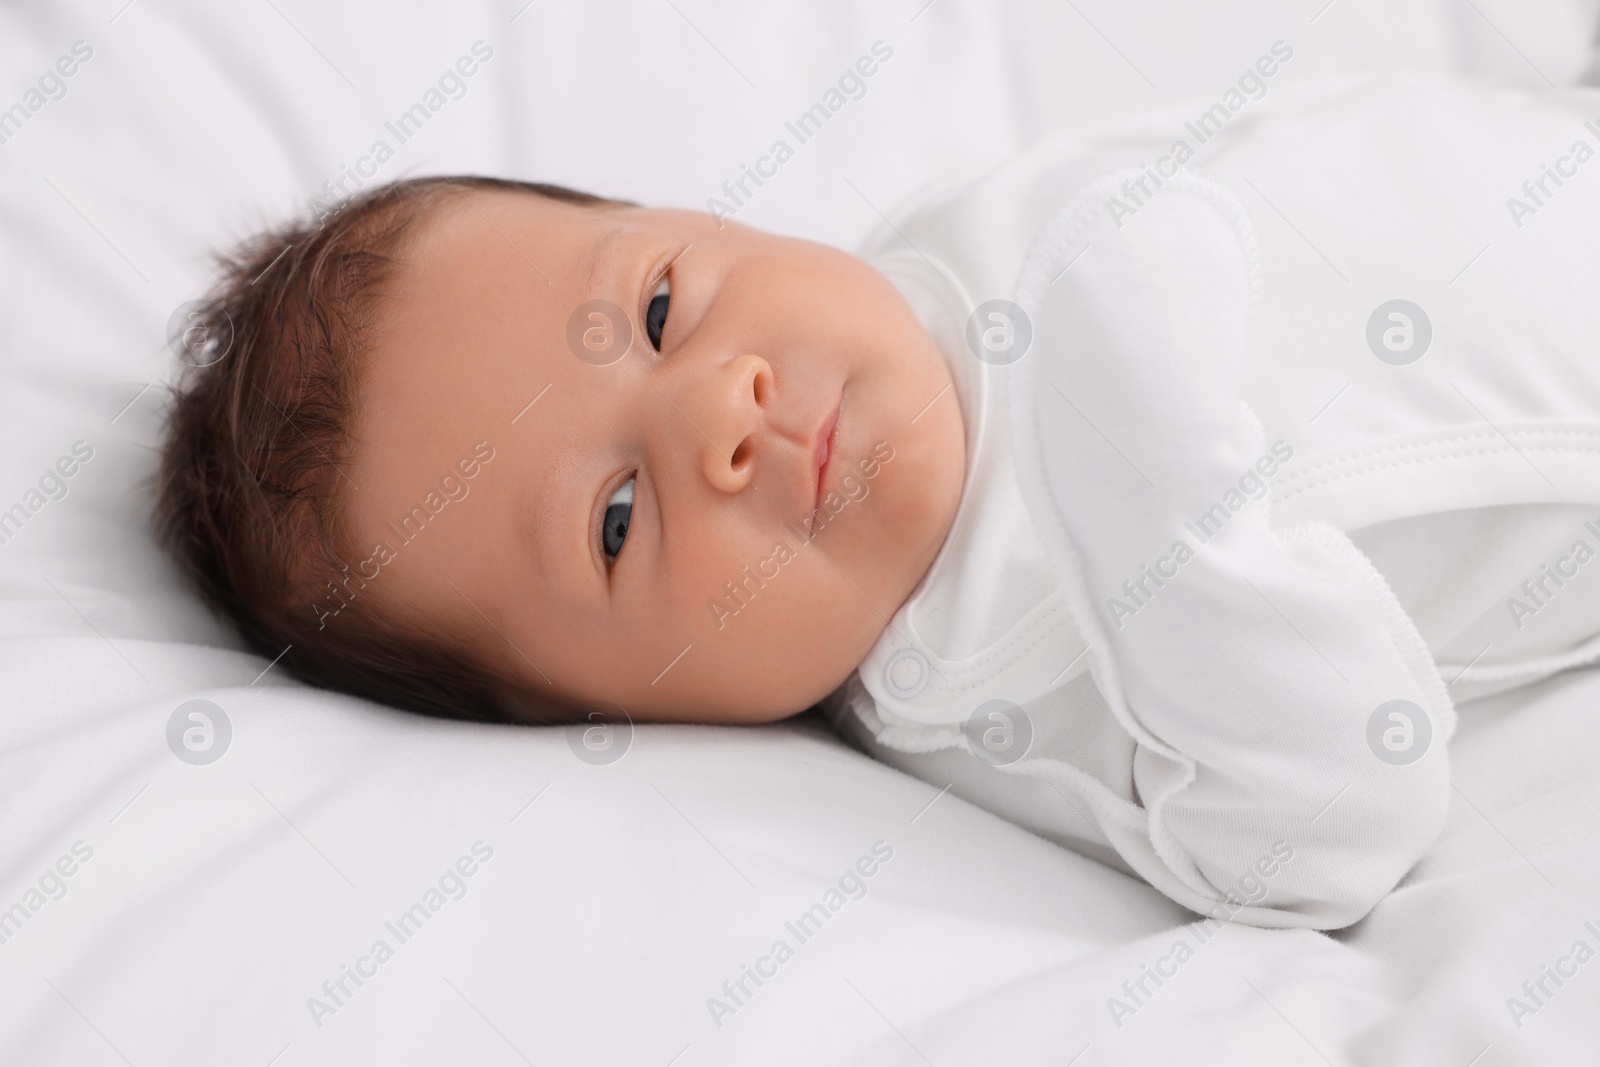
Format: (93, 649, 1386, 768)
(826, 76, 1600, 930)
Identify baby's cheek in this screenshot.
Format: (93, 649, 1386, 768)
(687, 531, 788, 634)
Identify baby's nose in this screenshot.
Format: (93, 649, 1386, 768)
(671, 353, 772, 494)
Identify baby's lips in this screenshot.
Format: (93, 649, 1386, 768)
(809, 396, 843, 510)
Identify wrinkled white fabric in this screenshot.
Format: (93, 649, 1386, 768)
(828, 78, 1600, 930)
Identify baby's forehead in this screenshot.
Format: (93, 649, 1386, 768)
(418, 191, 619, 275)
(409, 197, 710, 302)
(359, 194, 643, 458)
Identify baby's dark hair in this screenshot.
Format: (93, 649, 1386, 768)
(157, 175, 626, 723)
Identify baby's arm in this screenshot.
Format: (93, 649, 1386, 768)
(1010, 172, 1452, 928)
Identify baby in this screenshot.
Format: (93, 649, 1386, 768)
(160, 76, 1600, 930)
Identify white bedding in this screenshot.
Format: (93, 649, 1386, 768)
(3, 1, 1599, 1063)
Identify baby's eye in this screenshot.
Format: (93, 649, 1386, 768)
(645, 276, 670, 351)
(601, 477, 634, 562)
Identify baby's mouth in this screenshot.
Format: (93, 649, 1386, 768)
(811, 397, 842, 511)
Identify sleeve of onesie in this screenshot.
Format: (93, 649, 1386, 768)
(1007, 170, 1454, 929)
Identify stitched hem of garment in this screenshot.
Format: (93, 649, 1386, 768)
(1007, 170, 1271, 900)
(1270, 425, 1600, 507)
(1440, 633, 1600, 684)
(1279, 518, 1457, 744)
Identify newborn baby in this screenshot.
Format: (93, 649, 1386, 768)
(160, 75, 1600, 930)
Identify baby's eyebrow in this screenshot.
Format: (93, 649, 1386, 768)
(583, 221, 628, 293)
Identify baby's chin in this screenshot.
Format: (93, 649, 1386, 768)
(875, 449, 963, 600)
(810, 420, 963, 632)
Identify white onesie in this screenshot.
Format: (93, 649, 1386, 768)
(825, 76, 1600, 930)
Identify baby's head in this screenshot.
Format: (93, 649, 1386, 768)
(159, 176, 965, 725)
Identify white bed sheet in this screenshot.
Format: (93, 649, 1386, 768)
(2, 1, 1598, 1063)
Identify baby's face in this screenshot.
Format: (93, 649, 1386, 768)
(348, 191, 964, 723)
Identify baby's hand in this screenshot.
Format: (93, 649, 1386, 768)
(1005, 168, 1452, 929)
(1013, 168, 1261, 582)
